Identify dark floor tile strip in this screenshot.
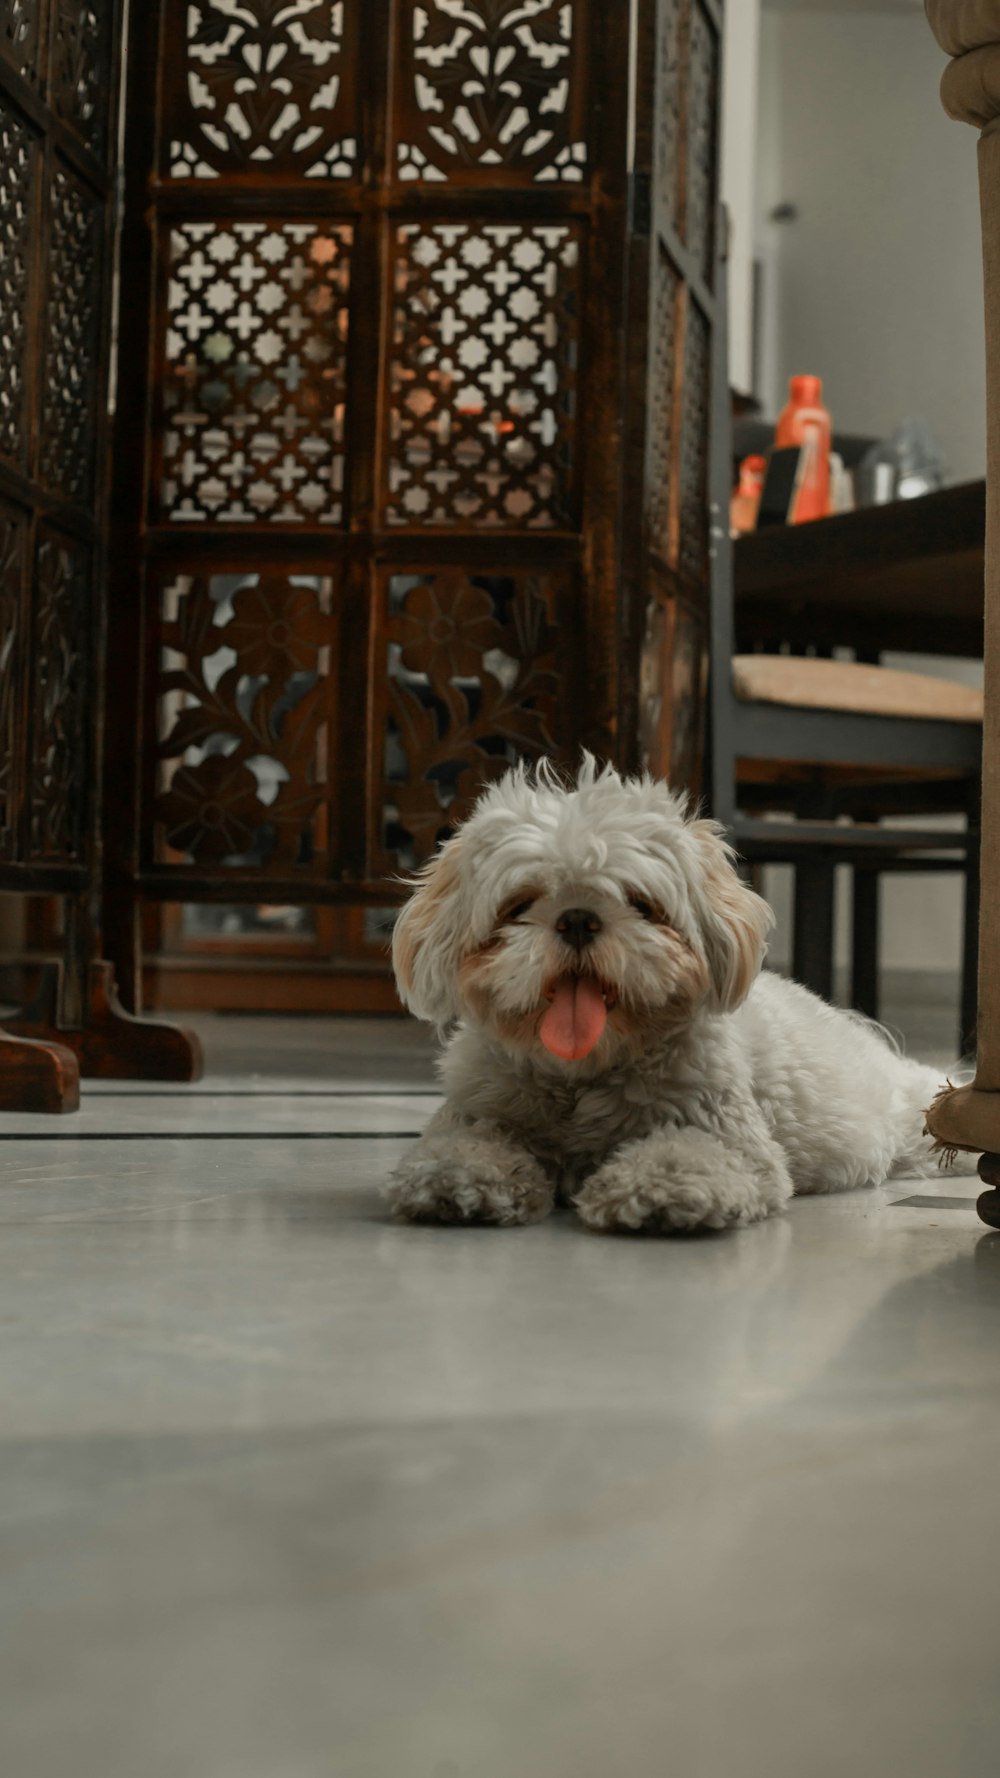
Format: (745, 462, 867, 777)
(891, 1194, 977, 1209)
(89, 1089, 440, 1098)
(0, 1131, 423, 1142)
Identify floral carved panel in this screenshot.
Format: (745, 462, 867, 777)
(161, 219, 352, 525)
(381, 567, 566, 867)
(654, 0, 683, 242)
(653, 0, 718, 284)
(40, 166, 100, 501)
(0, 504, 24, 860)
(165, 0, 358, 180)
(685, 0, 718, 287)
(395, 0, 586, 185)
(646, 242, 681, 567)
(2, 0, 42, 84)
(677, 291, 709, 588)
(0, 100, 34, 469)
(50, 0, 110, 153)
(27, 530, 90, 862)
(386, 222, 580, 529)
(637, 591, 704, 795)
(153, 569, 339, 871)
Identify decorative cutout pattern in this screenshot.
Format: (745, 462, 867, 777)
(387, 222, 580, 529)
(382, 568, 562, 866)
(668, 600, 703, 791)
(40, 167, 99, 500)
(686, 1, 718, 285)
(654, 0, 683, 241)
(677, 294, 709, 586)
(51, 1, 107, 151)
(153, 570, 337, 869)
(0, 103, 33, 467)
(396, 0, 585, 184)
(2, 0, 41, 83)
(167, 0, 356, 180)
(646, 245, 680, 564)
(638, 594, 704, 794)
(653, 0, 718, 283)
(0, 507, 23, 858)
(161, 220, 352, 525)
(638, 595, 668, 778)
(28, 532, 89, 861)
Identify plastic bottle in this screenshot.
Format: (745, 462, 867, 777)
(730, 453, 766, 534)
(774, 374, 831, 523)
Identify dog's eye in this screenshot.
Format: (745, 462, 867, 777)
(629, 895, 657, 922)
(504, 898, 536, 924)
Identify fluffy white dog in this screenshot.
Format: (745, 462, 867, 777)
(386, 758, 957, 1233)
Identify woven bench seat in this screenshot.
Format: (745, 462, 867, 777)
(732, 655, 984, 724)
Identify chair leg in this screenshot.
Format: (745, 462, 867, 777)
(792, 859, 836, 1002)
(851, 868, 880, 1021)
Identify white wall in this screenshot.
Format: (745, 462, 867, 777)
(745, 7, 986, 977)
(720, 0, 761, 393)
(755, 8, 985, 482)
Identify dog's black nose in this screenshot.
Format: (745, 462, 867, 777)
(556, 908, 602, 951)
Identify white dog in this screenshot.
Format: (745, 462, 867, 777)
(386, 758, 957, 1233)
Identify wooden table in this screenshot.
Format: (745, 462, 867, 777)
(735, 480, 985, 660)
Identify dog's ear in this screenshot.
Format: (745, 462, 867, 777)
(392, 833, 468, 1025)
(689, 819, 773, 1011)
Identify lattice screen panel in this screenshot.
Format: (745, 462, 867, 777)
(393, 0, 588, 186)
(386, 222, 581, 530)
(0, 0, 123, 886)
(107, 0, 721, 947)
(0, 102, 33, 468)
(161, 220, 352, 525)
(162, 1, 359, 181)
(637, 0, 721, 786)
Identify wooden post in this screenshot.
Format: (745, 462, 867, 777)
(923, 20, 1000, 1219)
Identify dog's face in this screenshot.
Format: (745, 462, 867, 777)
(392, 761, 773, 1069)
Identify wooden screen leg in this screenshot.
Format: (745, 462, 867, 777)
(4, 961, 202, 1082)
(0, 1028, 80, 1112)
(100, 875, 142, 1015)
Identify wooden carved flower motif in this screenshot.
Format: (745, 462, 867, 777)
(384, 570, 562, 865)
(395, 571, 503, 680)
(226, 577, 329, 677)
(157, 754, 263, 864)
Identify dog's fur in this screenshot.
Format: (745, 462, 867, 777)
(386, 758, 961, 1233)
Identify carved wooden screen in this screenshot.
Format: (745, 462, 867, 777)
(631, 0, 722, 790)
(0, 1, 121, 893)
(107, 0, 720, 994)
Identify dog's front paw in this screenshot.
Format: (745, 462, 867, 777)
(574, 1127, 785, 1234)
(386, 1126, 554, 1227)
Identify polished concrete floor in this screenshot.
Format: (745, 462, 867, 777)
(1, 998, 997, 1778)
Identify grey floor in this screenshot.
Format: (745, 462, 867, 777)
(1, 989, 997, 1778)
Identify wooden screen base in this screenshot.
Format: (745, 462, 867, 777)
(0, 1029, 81, 1112)
(925, 1084, 1000, 1229)
(4, 961, 202, 1083)
(977, 1154, 1000, 1230)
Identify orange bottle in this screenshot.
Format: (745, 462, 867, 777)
(775, 374, 831, 522)
(730, 453, 766, 534)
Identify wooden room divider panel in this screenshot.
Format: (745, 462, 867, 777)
(0, 0, 200, 1104)
(104, 0, 723, 1010)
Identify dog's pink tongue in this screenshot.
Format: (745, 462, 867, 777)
(539, 976, 608, 1061)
